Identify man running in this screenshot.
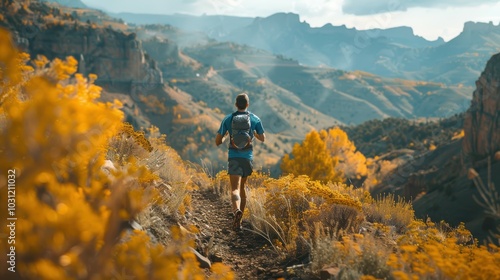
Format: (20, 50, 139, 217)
(215, 93, 266, 231)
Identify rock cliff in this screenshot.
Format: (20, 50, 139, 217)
(462, 52, 500, 162)
(373, 52, 500, 241)
(462, 21, 500, 37)
(0, 1, 162, 86)
(29, 26, 163, 85)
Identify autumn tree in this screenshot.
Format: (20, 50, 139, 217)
(320, 127, 367, 179)
(281, 130, 343, 183)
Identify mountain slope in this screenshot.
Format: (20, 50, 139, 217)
(341, 115, 464, 158)
(373, 52, 500, 241)
(41, 0, 87, 8)
(112, 13, 253, 38)
(0, 1, 473, 171)
(132, 24, 473, 167)
(181, 41, 471, 124)
(117, 11, 500, 86)
(221, 14, 500, 86)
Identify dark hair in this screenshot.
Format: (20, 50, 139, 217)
(235, 93, 249, 110)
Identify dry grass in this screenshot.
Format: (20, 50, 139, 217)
(306, 204, 364, 236)
(202, 167, 500, 279)
(363, 193, 414, 233)
(310, 222, 391, 279)
(209, 167, 500, 279)
(470, 157, 500, 243)
(229, 174, 363, 260)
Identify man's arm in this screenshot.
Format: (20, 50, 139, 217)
(254, 131, 266, 143)
(215, 133, 223, 146)
(215, 132, 228, 146)
(254, 119, 266, 143)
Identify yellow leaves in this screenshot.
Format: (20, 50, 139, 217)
(0, 28, 232, 280)
(0, 28, 16, 62)
(28, 260, 66, 280)
(281, 130, 342, 183)
(88, 73, 98, 82)
(2, 59, 123, 179)
(364, 193, 414, 231)
(0, 29, 33, 96)
(51, 56, 78, 81)
(400, 245, 418, 253)
(34, 55, 50, 70)
(210, 263, 235, 280)
(248, 173, 363, 254)
(281, 127, 368, 183)
(452, 129, 465, 140)
(388, 218, 500, 280)
(321, 127, 368, 178)
(56, 203, 69, 215)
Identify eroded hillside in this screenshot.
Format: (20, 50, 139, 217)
(0, 0, 475, 171)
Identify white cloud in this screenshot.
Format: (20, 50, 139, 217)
(341, 0, 500, 16)
(329, 3, 500, 41)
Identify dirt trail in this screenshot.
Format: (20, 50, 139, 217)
(189, 189, 301, 280)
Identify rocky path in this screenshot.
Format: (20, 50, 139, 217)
(189, 189, 305, 279)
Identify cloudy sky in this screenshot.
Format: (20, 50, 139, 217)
(82, 0, 500, 41)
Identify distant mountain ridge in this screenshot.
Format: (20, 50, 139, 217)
(112, 12, 254, 38)
(115, 11, 500, 86)
(0, 0, 475, 169)
(221, 14, 500, 86)
(41, 0, 87, 8)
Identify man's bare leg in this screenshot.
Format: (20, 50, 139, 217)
(240, 176, 248, 213)
(230, 174, 241, 212)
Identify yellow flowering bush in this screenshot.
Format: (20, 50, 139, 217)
(0, 28, 231, 279)
(215, 164, 500, 279)
(363, 193, 415, 233)
(388, 220, 500, 279)
(237, 173, 362, 256)
(264, 174, 362, 224)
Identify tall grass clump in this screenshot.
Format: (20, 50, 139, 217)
(363, 193, 414, 233)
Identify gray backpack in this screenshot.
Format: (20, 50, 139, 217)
(230, 112, 253, 150)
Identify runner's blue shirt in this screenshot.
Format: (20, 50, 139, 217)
(217, 111, 264, 160)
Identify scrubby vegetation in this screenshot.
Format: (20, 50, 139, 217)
(210, 124, 500, 278)
(341, 116, 464, 158)
(281, 128, 367, 183)
(0, 29, 232, 279)
(213, 170, 500, 279)
(1, 18, 499, 279)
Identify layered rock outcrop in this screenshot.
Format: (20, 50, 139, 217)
(1, 1, 162, 86)
(462, 52, 500, 162)
(29, 27, 162, 84)
(372, 52, 500, 242)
